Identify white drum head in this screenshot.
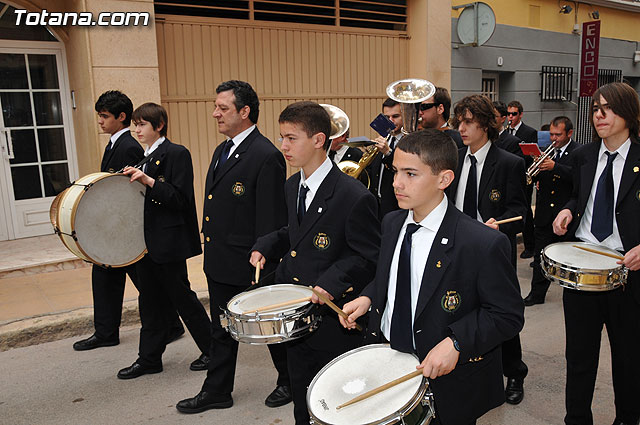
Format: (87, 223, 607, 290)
(544, 242, 621, 270)
(228, 284, 313, 314)
(308, 344, 423, 424)
(74, 175, 146, 266)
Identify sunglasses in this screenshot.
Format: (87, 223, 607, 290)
(419, 102, 439, 111)
(507, 112, 520, 116)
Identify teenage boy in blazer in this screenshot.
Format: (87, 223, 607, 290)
(446, 95, 528, 406)
(120, 103, 211, 379)
(341, 129, 524, 425)
(73, 91, 184, 351)
(553, 82, 640, 425)
(176, 80, 290, 414)
(250, 101, 381, 425)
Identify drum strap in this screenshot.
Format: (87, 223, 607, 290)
(116, 155, 154, 174)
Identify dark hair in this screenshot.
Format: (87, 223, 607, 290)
(590, 82, 640, 143)
(396, 129, 458, 174)
(382, 97, 399, 111)
(493, 101, 508, 117)
(451, 95, 501, 142)
(132, 103, 168, 137)
(279, 101, 332, 151)
(216, 80, 260, 124)
(550, 116, 573, 133)
(540, 124, 550, 131)
(94, 90, 133, 126)
(433, 87, 453, 121)
(507, 100, 523, 114)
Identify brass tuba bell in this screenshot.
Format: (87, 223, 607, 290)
(320, 104, 350, 140)
(386, 78, 436, 134)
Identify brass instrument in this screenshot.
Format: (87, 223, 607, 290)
(335, 79, 436, 188)
(526, 142, 556, 185)
(320, 104, 350, 140)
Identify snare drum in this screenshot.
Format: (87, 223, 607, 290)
(220, 284, 320, 345)
(541, 241, 627, 292)
(307, 344, 434, 425)
(50, 172, 147, 267)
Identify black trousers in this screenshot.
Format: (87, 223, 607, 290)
(523, 182, 535, 252)
(528, 223, 559, 300)
(134, 255, 211, 367)
(91, 264, 183, 341)
(563, 288, 640, 425)
(201, 278, 289, 396)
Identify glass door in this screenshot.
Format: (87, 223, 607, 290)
(0, 49, 74, 239)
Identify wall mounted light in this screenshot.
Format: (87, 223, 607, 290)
(559, 4, 573, 14)
(590, 10, 600, 19)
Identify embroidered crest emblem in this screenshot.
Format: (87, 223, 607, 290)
(313, 233, 330, 250)
(231, 182, 245, 196)
(157, 175, 165, 182)
(441, 291, 461, 313)
(489, 189, 501, 202)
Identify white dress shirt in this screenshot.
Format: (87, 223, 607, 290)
(215, 124, 256, 168)
(378, 133, 402, 197)
(299, 157, 333, 213)
(109, 127, 129, 148)
(454, 141, 492, 221)
(332, 144, 350, 164)
(381, 195, 448, 346)
(575, 138, 631, 251)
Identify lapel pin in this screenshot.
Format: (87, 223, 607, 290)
(318, 207, 323, 213)
(634, 166, 639, 173)
(155, 160, 160, 165)
(441, 238, 448, 245)
(436, 260, 442, 268)
(235, 154, 239, 158)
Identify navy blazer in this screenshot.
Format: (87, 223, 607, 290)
(101, 130, 143, 173)
(448, 143, 527, 238)
(495, 130, 524, 159)
(252, 164, 381, 349)
(514, 122, 538, 144)
(142, 139, 201, 264)
(563, 139, 640, 301)
(362, 204, 524, 425)
(202, 127, 287, 286)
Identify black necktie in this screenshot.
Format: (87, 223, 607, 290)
(105, 142, 112, 153)
(297, 184, 309, 224)
(591, 151, 618, 242)
(217, 140, 234, 170)
(554, 148, 562, 160)
(328, 150, 336, 161)
(463, 155, 478, 219)
(390, 222, 421, 354)
(389, 136, 397, 150)
(509, 127, 515, 135)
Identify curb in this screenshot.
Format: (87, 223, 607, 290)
(0, 291, 210, 352)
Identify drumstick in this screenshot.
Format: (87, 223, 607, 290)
(254, 264, 261, 284)
(493, 216, 523, 226)
(336, 369, 423, 410)
(572, 245, 624, 261)
(310, 287, 363, 332)
(251, 296, 312, 314)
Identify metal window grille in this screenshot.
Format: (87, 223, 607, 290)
(154, 0, 408, 31)
(481, 77, 498, 101)
(574, 69, 623, 144)
(540, 66, 573, 102)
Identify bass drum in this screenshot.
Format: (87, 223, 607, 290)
(50, 172, 147, 267)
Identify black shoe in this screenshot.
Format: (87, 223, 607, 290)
(529, 260, 536, 268)
(505, 377, 524, 404)
(523, 293, 545, 307)
(189, 354, 209, 371)
(166, 326, 185, 344)
(520, 250, 534, 259)
(265, 385, 292, 408)
(176, 391, 233, 413)
(117, 361, 162, 380)
(73, 334, 119, 351)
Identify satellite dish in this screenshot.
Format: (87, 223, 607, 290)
(455, 2, 496, 47)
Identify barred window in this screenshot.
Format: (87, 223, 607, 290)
(481, 75, 498, 101)
(540, 66, 573, 102)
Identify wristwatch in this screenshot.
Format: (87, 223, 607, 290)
(449, 334, 461, 352)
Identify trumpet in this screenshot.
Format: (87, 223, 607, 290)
(526, 142, 556, 185)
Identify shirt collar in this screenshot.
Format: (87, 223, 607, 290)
(229, 124, 256, 147)
(405, 194, 448, 233)
(145, 136, 165, 157)
(598, 137, 631, 162)
(300, 157, 333, 194)
(465, 140, 491, 165)
(110, 128, 129, 145)
(511, 121, 522, 132)
(335, 144, 349, 155)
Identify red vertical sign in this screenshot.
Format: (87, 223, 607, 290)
(579, 20, 601, 97)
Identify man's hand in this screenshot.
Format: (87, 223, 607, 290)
(553, 209, 572, 236)
(620, 244, 640, 271)
(249, 251, 266, 285)
(123, 166, 154, 187)
(311, 285, 334, 305)
(418, 337, 460, 379)
(374, 136, 391, 156)
(538, 157, 555, 172)
(339, 296, 371, 329)
(484, 218, 499, 230)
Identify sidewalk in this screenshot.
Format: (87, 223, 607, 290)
(0, 235, 209, 351)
